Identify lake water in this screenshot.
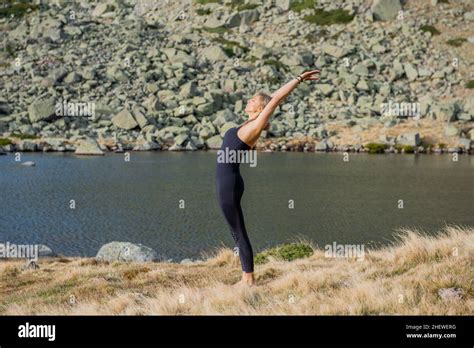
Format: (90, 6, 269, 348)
(0, 151, 473, 261)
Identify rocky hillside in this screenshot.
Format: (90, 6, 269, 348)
(0, 0, 473, 154)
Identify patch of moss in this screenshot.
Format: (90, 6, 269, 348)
(0, 138, 13, 146)
(227, 0, 259, 11)
(364, 143, 388, 154)
(420, 25, 440, 36)
(221, 46, 235, 57)
(0, 0, 39, 18)
(13, 133, 38, 140)
(446, 38, 467, 47)
(201, 26, 229, 34)
(212, 37, 249, 54)
(264, 59, 289, 72)
(402, 145, 415, 153)
(289, 0, 317, 12)
(196, 8, 211, 16)
(195, 0, 221, 4)
(303, 9, 354, 25)
(243, 56, 257, 64)
(465, 80, 474, 89)
(438, 0, 449, 3)
(255, 243, 313, 265)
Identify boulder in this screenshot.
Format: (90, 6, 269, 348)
(444, 125, 459, 137)
(322, 43, 352, 58)
(96, 242, 160, 262)
(112, 109, 139, 130)
(371, 0, 402, 21)
(206, 135, 223, 149)
(438, 287, 464, 301)
(396, 133, 420, 146)
(202, 45, 228, 61)
(28, 99, 56, 123)
(75, 138, 104, 155)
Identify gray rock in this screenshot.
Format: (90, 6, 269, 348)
(403, 63, 418, 81)
(444, 125, 459, 137)
(91, 3, 114, 17)
(112, 109, 138, 130)
(431, 102, 458, 122)
(438, 287, 464, 301)
(180, 258, 193, 264)
(206, 135, 223, 149)
(133, 141, 160, 151)
(322, 43, 352, 58)
(202, 45, 228, 61)
(21, 161, 36, 166)
(464, 96, 474, 117)
(317, 84, 334, 96)
(75, 138, 104, 155)
(371, 0, 402, 21)
(16, 140, 37, 152)
(132, 109, 149, 129)
(464, 12, 474, 21)
(28, 99, 56, 123)
(315, 139, 333, 151)
(396, 133, 420, 146)
(458, 138, 472, 150)
(162, 48, 196, 66)
(96, 242, 160, 262)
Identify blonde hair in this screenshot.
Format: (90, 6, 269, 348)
(255, 92, 272, 111)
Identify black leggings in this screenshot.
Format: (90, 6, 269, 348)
(215, 126, 254, 273)
(216, 172, 254, 273)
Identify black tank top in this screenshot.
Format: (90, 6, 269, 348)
(216, 125, 250, 173)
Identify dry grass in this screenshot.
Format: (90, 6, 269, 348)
(0, 224, 472, 315)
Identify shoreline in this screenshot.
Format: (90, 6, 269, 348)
(0, 135, 472, 155)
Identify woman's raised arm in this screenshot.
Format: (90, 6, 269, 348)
(255, 70, 320, 131)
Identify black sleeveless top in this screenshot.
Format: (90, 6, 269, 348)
(216, 125, 250, 174)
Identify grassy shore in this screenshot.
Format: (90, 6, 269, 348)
(0, 224, 472, 315)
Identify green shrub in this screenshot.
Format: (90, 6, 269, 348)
(438, 143, 446, 149)
(255, 243, 313, 265)
(402, 145, 415, 153)
(289, 0, 317, 12)
(466, 80, 474, 89)
(196, 8, 211, 15)
(195, 0, 221, 4)
(13, 133, 38, 140)
(227, 0, 259, 11)
(364, 143, 388, 154)
(0, 138, 12, 146)
(446, 38, 467, 47)
(0, 1, 39, 18)
(303, 9, 354, 25)
(264, 59, 289, 72)
(212, 37, 249, 54)
(201, 26, 229, 34)
(420, 25, 440, 36)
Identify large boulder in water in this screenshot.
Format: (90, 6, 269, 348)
(96, 242, 160, 262)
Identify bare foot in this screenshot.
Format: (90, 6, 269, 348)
(232, 278, 256, 287)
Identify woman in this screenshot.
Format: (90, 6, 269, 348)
(215, 69, 320, 287)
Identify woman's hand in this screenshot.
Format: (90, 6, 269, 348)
(299, 69, 320, 81)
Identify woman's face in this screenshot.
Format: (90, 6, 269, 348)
(245, 95, 262, 113)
